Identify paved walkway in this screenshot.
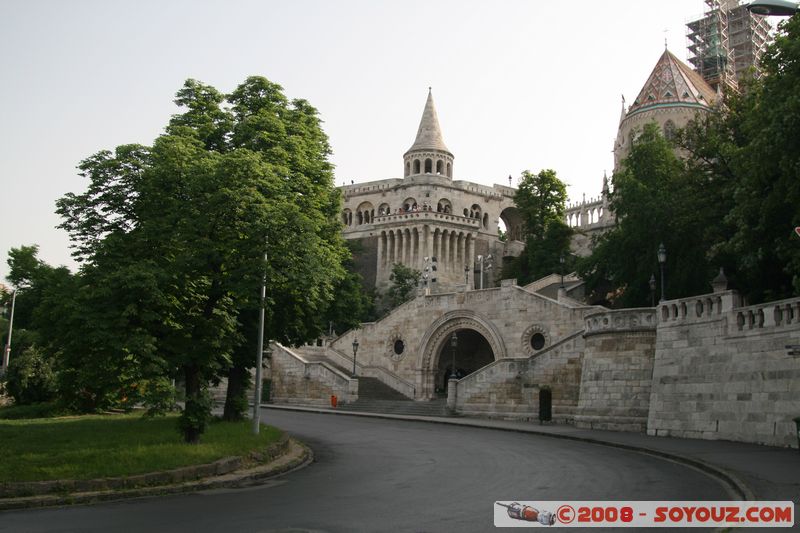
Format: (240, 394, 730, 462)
(262, 404, 800, 503)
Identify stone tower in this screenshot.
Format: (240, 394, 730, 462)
(339, 90, 522, 292)
(613, 48, 718, 170)
(403, 89, 454, 179)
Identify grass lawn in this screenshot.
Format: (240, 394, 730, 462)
(0, 412, 283, 483)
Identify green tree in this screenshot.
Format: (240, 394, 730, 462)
(504, 169, 573, 285)
(578, 122, 727, 307)
(387, 263, 421, 308)
(57, 77, 347, 439)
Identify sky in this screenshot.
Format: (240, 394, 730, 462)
(0, 0, 730, 282)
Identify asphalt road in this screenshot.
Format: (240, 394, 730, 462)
(0, 410, 730, 533)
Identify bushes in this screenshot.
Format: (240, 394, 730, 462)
(4, 345, 57, 405)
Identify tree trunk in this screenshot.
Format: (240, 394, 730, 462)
(222, 364, 250, 421)
(182, 364, 202, 444)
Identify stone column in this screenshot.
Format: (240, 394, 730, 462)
(393, 230, 400, 267)
(441, 231, 449, 274)
(376, 232, 384, 284)
(447, 378, 458, 414)
(467, 235, 475, 289)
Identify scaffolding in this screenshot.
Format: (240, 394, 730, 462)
(686, 0, 771, 92)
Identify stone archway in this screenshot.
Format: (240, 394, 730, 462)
(416, 310, 507, 399)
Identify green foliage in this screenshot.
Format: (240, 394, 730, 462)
(387, 263, 421, 308)
(506, 170, 573, 285)
(4, 345, 57, 405)
(578, 123, 724, 307)
(321, 242, 376, 335)
(55, 75, 347, 440)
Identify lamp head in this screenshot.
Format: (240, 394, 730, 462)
(747, 0, 798, 16)
(657, 243, 667, 264)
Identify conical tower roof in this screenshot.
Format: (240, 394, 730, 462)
(627, 49, 717, 117)
(405, 89, 451, 156)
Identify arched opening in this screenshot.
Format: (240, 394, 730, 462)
(403, 197, 418, 212)
(405, 162, 410, 177)
(500, 207, 524, 241)
(437, 198, 452, 213)
(424, 158, 433, 173)
(378, 203, 390, 216)
(482, 212, 489, 229)
(446, 162, 452, 177)
(434, 328, 494, 393)
(436, 160, 443, 174)
(413, 159, 421, 174)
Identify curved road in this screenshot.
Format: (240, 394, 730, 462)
(0, 410, 730, 532)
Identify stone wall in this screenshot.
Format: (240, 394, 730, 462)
(575, 309, 657, 432)
(331, 280, 595, 400)
(647, 292, 800, 447)
(270, 344, 357, 407)
(454, 331, 584, 422)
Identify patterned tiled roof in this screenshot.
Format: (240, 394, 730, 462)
(405, 89, 451, 155)
(627, 49, 717, 117)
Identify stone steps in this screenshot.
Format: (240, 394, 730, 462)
(338, 398, 451, 417)
(355, 376, 410, 401)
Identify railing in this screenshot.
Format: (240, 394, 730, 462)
(732, 296, 800, 332)
(371, 211, 481, 227)
(584, 308, 657, 336)
(658, 291, 741, 325)
(273, 343, 356, 402)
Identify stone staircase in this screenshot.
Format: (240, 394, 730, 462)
(338, 376, 452, 417)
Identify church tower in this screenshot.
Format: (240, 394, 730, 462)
(403, 89, 454, 179)
(613, 48, 717, 170)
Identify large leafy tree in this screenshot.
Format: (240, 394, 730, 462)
(57, 77, 347, 441)
(577, 122, 727, 307)
(504, 169, 572, 285)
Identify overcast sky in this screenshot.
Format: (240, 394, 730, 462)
(1, 0, 736, 282)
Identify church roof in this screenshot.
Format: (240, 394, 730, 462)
(626, 49, 717, 118)
(405, 89, 451, 156)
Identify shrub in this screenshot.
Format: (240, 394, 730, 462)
(4, 345, 57, 405)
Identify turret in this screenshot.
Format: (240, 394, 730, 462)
(403, 88, 454, 179)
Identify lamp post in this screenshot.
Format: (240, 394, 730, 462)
(252, 248, 268, 435)
(450, 332, 458, 380)
(649, 274, 657, 307)
(658, 243, 667, 303)
(2, 289, 17, 374)
(747, 0, 798, 15)
(352, 338, 359, 377)
(464, 264, 470, 288)
(559, 255, 565, 289)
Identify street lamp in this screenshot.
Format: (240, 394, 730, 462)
(2, 289, 18, 374)
(657, 243, 667, 302)
(649, 274, 657, 307)
(449, 332, 458, 380)
(352, 338, 359, 377)
(747, 0, 798, 16)
(252, 247, 268, 435)
(559, 255, 565, 289)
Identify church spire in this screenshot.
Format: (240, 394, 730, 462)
(403, 89, 454, 179)
(406, 88, 451, 155)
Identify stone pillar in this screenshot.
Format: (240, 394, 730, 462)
(376, 232, 384, 284)
(447, 378, 458, 414)
(393, 230, 399, 267)
(467, 235, 475, 289)
(439, 231, 450, 272)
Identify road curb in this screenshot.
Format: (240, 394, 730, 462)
(262, 404, 755, 502)
(0, 438, 313, 511)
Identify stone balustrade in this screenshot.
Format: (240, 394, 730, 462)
(584, 308, 656, 337)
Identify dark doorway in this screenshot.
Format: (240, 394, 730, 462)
(435, 329, 494, 393)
